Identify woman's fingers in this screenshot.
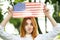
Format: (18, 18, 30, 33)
(8, 8, 13, 16)
(44, 6, 49, 13)
(43, 5, 50, 16)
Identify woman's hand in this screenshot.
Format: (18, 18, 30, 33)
(0, 8, 13, 27)
(43, 5, 57, 27)
(8, 8, 13, 16)
(43, 6, 50, 17)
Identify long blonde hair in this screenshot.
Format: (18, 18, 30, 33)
(20, 17, 38, 39)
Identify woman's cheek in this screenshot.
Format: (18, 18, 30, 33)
(25, 26, 33, 33)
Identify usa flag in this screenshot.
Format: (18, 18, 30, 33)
(13, 2, 45, 18)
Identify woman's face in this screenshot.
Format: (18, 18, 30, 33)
(25, 19, 33, 34)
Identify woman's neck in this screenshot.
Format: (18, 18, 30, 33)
(25, 33, 32, 37)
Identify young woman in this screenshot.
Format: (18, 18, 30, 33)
(0, 6, 60, 40)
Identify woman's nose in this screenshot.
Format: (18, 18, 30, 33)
(28, 25, 31, 27)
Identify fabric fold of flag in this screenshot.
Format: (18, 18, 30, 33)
(13, 2, 45, 18)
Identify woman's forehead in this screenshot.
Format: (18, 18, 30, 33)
(26, 19, 32, 23)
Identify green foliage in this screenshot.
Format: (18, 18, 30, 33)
(58, 12, 60, 17)
(29, 0, 32, 2)
(51, 0, 57, 4)
(51, 0, 60, 5)
(9, 18, 23, 30)
(53, 12, 60, 23)
(46, 0, 59, 23)
(45, 0, 60, 5)
(0, 8, 3, 23)
(57, 34, 60, 39)
(14, 0, 25, 3)
(13, 0, 25, 5)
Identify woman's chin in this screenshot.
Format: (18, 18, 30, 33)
(27, 31, 32, 34)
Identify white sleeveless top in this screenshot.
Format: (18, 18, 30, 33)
(0, 24, 60, 40)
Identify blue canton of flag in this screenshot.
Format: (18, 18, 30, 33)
(13, 3, 26, 11)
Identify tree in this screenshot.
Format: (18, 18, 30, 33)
(0, 8, 3, 23)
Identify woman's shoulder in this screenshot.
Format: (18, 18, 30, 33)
(35, 34, 46, 40)
(35, 33, 54, 40)
(36, 34, 47, 37)
(0, 24, 4, 31)
(35, 33, 53, 40)
(53, 23, 60, 31)
(37, 34, 43, 37)
(56, 23, 60, 27)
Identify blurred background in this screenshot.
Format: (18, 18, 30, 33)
(0, 0, 60, 40)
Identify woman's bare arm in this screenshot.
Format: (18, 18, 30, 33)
(43, 6, 57, 27)
(0, 8, 13, 27)
(46, 15, 57, 27)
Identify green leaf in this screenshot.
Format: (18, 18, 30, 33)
(0, 8, 3, 23)
(14, 0, 25, 5)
